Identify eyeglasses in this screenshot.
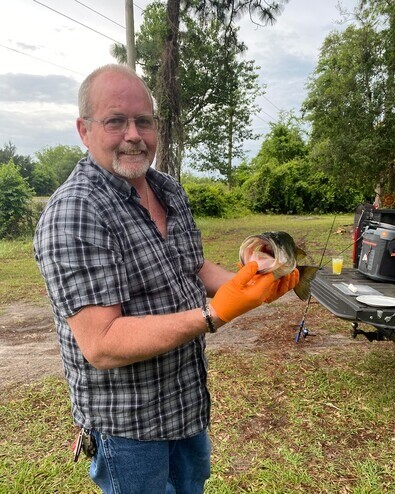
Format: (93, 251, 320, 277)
(83, 115, 158, 134)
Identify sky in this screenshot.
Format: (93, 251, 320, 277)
(0, 0, 358, 160)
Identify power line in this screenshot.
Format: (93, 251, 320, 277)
(32, 0, 123, 44)
(257, 109, 276, 121)
(69, 0, 146, 29)
(253, 114, 271, 125)
(72, 0, 126, 29)
(131, 1, 145, 12)
(262, 95, 282, 112)
(0, 43, 85, 76)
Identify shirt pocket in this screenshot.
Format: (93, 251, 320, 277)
(169, 228, 204, 275)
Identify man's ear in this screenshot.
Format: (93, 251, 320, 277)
(76, 118, 89, 148)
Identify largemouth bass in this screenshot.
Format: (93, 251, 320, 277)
(239, 231, 318, 301)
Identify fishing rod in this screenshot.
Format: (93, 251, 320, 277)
(295, 214, 337, 343)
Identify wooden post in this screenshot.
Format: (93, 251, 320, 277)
(125, 0, 136, 70)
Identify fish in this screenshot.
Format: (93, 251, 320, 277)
(239, 231, 318, 301)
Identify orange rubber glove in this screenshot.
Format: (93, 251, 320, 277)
(211, 261, 277, 322)
(260, 268, 300, 303)
(211, 264, 301, 322)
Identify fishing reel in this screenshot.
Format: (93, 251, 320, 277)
(294, 320, 315, 343)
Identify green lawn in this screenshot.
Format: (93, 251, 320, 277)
(2, 214, 395, 493)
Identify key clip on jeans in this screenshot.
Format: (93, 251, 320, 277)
(72, 428, 96, 462)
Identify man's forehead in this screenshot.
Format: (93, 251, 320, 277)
(92, 71, 153, 108)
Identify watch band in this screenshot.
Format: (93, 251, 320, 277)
(202, 304, 217, 333)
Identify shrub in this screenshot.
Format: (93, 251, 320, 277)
(0, 161, 34, 238)
(242, 158, 365, 214)
(184, 182, 228, 217)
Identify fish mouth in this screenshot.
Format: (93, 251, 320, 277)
(239, 235, 278, 273)
(239, 231, 319, 301)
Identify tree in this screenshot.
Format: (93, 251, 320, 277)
(185, 0, 288, 41)
(252, 113, 307, 167)
(0, 160, 34, 238)
(237, 116, 367, 214)
(185, 37, 263, 185)
(174, 16, 263, 185)
(154, 0, 183, 179)
(0, 142, 35, 186)
(302, 0, 395, 193)
(31, 164, 57, 197)
(112, 1, 289, 179)
(154, 0, 289, 178)
(242, 117, 309, 212)
(33, 145, 85, 195)
(114, 3, 263, 184)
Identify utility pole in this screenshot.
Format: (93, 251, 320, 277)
(125, 0, 136, 70)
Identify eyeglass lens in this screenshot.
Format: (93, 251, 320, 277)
(103, 116, 156, 134)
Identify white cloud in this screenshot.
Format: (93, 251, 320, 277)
(0, 73, 79, 103)
(0, 103, 83, 157)
(0, 0, 358, 158)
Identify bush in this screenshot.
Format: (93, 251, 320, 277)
(242, 158, 365, 214)
(184, 182, 228, 217)
(32, 165, 57, 196)
(0, 161, 34, 238)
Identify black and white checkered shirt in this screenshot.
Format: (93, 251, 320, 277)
(34, 155, 210, 440)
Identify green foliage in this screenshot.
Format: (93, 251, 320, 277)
(182, 110, 368, 216)
(133, 6, 263, 183)
(183, 178, 249, 218)
(0, 141, 35, 187)
(31, 164, 57, 196)
(184, 182, 229, 217)
(253, 113, 308, 166)
(302, 0, 395, 192)
(242, 158, 367, 214)
(0, 161, 34, 239)
(180, 21, 263, 185)
(239, 116, 369, 214)
(231, 160, 252, 187)
(33, 145, 84, 195)
(135, 2, 168, 90)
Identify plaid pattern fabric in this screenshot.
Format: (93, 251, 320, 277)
(34, 156, 210, 440)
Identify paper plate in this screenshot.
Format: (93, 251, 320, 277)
(356, 295, 395, 307)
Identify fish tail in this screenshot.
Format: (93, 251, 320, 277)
(294, 266, 319, 301)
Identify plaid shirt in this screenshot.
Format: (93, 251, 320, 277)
(34, 156, 210, 440)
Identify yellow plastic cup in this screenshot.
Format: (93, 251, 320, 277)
(332, 257, 343, 275)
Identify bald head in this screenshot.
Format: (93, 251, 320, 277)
(78, 64, 155, 118)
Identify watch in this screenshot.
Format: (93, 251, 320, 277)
(202, 304, 217, 333)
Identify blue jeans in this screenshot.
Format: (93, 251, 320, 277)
(89, 429, 211, 494)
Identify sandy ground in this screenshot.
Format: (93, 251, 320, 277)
(0, 293, 373, 390)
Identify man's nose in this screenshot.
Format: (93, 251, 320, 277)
(123, 120, 142, 141)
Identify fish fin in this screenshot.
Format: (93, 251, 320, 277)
(295, 247, 307, 263)
(294, 266, 319, 301)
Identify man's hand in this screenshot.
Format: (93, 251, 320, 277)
(210, 262, 299, 323)
(260, 268, 299, 303)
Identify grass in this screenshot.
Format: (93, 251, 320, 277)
(2, 348, 395, 493)
(0, 214, 354, 305)
(0, 238, 45, 306)
(204, 348, 395, 493)
(0, 378, 99, 493)
(198, 213, 354, 271)
(2, 213, 395, 493)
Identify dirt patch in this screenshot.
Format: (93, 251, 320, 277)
(206, 292, 373, 354)
(0, 302, 63, 388)
(0, 293, 375, 390)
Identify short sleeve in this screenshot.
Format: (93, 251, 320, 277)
(34, 196, 130, 317)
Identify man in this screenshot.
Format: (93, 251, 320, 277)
(34, 64, 298, 494)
